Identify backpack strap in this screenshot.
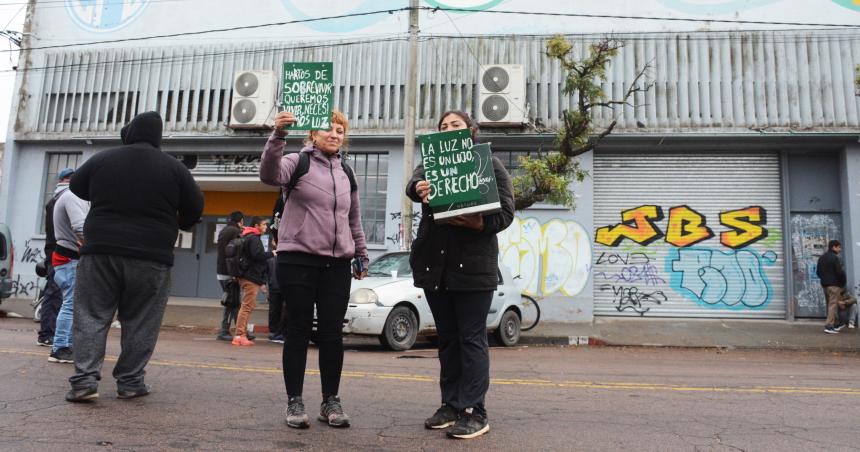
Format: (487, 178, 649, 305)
(283, 152, 311, 201)
(340, 159, 358, 193)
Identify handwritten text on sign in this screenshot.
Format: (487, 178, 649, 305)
(282, 62, 334, 130)
(419, 129, 481, 206)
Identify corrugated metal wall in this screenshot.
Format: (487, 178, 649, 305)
(23, 30, 860, 136)
(592, 153, 785, 318)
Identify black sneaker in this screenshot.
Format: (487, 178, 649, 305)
(48, 347, 74, 363)
(216, 331, 233, 341)
(65, 387, 98, 403)
(824, 326, 839, 334)
(834, 323, 846, 332)
(447, 408, 489, 439)
(247, 333, 256, 341)
(285, 396, 310, 429)
(36, 337, 53, 347)
(425, 403, 459, 429)
(268, 334, 285, 344)
(117, 384, 152, 399)
(319, 395, 350, 428)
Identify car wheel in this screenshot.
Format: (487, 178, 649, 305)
(381, 306, 418, 351)
(495, 309, 521, 347)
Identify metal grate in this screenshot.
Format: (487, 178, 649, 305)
(348, 152, 388, 245)
(40, 153, 81, 234)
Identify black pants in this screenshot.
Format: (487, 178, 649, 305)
(37, 264, 63, 342)
(279, 259, 351, 398)
(69, 254, 171, 390)
(218, 279, 240, 334)
(425, 290, 493, 415)
(268, 288, 286, 336)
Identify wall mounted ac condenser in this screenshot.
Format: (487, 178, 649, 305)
(477, 64, 527, 126)
(229, 70, 277, 129)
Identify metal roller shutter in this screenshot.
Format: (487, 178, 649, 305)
(593, 153, 785, 319)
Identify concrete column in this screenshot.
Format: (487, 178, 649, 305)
(841, 144, 860, 295)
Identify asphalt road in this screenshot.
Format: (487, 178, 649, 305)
(1, 318, 860, 451)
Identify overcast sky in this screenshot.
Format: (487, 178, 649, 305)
(0, 0, 25, 143)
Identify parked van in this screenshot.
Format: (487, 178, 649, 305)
(0, 223, 13, 301)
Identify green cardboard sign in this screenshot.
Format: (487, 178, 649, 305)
(431, 143, 501, 221)
(282, 62, 334, 130)
(419, 129, 481, 207)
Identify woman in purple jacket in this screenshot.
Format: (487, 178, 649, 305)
(260, 110, 369, 429)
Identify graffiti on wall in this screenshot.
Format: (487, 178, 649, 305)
(18, 240, 45, 265)
(595, 205, 780, 314)
(790, 213, 841, 317)
(499, 217, 591, 297)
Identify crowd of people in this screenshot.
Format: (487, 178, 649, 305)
(30, 108, 514, 440)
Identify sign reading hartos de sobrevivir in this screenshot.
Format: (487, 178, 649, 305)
(282, 62, 333, 130)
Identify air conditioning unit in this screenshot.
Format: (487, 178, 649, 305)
(477, 64, 527, 126)
(229, 70, 277, 129)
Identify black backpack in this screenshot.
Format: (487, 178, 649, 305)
(271, 152, 358, 230)
(223, 236, 249, 277)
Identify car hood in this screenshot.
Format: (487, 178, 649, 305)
(350, 276, 413, 291)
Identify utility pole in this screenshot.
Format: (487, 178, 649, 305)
(400, 0, 419, 250)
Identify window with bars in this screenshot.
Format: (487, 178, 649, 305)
(40, 153, 82, 233)
(348, 152, 388, 245)
(493, 149, 538, 176)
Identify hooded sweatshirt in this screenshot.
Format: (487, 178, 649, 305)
(238, 226, 273, 285)
(70, 111, 205, 266)
(52, 182, 90, 259)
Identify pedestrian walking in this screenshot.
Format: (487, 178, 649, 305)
(259, 109, 368, 429)
(215, 211, 244, 342)
(406, 111, 515, 439)
(49, 167, 90, 364)
(64, 111, 204, 402)
(36, 169, 73, 348)
(232, 216, 274, 346)
(266, 234, 286, 344)
(817, 239, 848, 334)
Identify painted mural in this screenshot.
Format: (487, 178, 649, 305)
(790, 213, 842, 318)
(594, 204, 783, 316)
(498, 217, 591, 298)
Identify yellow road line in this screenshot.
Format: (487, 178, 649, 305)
(3, 347, 859, 396)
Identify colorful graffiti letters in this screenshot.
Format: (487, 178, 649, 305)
(597, 205, 768, 248)
(720, 207, 768, 249)
(499, 217, 591, 297)
(595, 205, 664, 247)
(668, 248, 777, 309)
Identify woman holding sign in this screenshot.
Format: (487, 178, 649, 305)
(406, 111, 515, 439)
(260, 109, 369, 429)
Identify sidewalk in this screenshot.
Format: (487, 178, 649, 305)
(3, 296, 858, 351)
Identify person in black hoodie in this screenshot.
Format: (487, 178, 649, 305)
(215, 210, 245, 341)
(817, 240, 847, 334)
(65, 111, 204, 402)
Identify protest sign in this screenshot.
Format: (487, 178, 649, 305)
(281, 62, 334, 130)
(418, 129, 501, 222)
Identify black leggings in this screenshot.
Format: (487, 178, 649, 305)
(278, 260, 351, 398)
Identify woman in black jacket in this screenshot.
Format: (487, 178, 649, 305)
(405, 110, 515, 439)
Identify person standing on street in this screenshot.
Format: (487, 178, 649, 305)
(64, 111, 204, 402)
(260, 109, 368, 429)
(406, 111, 515, 439)
(215, 211, 244, 341)
(232, 216, 274, 346)
(817, 239, 848, 334)
(48, 168, 90, 363)
(36, 168, 74, 348)
(266, 234, 286, 344)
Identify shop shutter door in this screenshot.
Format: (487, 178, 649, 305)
(593, 153, 785, 318)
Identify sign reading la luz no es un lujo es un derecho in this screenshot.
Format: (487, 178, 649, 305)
(419, 129, 501, 221)
(282, 62, 333, 130)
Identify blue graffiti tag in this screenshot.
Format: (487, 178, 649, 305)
(667, 247, 778, 309)
(66, 0, 150, 33)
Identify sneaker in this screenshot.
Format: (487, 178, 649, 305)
(824, 326, 839, 334)
(247, 333, 256, 341)
(231, 335, 254, 346)
(425, 403, 459, 429)
(849, 322, 856, 329)
(285, 396, 310, 429)
(36, 337, 53, 347)
(268, 334, 285, 344)
(447, 408, 489, 439)
(216, 332, 234, 341)
(834, 323, 846, 332)
(48, 347, 74, 363)
(117, 384, 152, 400)
(65, 386, 98, 403)
(318, 395, 350, 428)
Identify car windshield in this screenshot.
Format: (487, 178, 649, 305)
(367, 253, 412, 278)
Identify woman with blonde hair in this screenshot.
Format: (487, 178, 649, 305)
(260, 109, 368, 429)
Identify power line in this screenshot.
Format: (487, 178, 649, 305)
(422, 6, 860, 29)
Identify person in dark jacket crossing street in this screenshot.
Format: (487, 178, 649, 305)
(64, 111, 204, 403)
(215, 211, 244, 341)
(232, 216, 274, 346)
(817, 240, 847, 334)
(406, 111, 515, 440)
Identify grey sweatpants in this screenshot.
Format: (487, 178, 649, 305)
(69, 254, 171, 391)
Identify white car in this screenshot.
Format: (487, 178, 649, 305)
(344, 251, 530, 351)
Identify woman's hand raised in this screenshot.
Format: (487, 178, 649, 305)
(273, 111, 296, 131)
(415, 180, 431, 204)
